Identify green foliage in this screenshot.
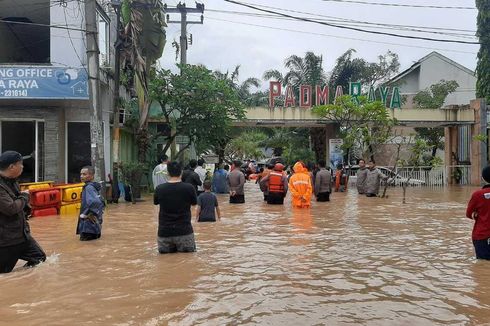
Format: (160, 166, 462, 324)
(149, 64, 245, 158)
(119, 161, 147, 185)
(413, 80, 459, 109)
(476, 0, 490, 102)
(225, 130, 268, 161)
(473, 133, 489, 143)
(313, 95, 396, 160)
(329, 50, 399, 96)
(284, 147, 316, 167)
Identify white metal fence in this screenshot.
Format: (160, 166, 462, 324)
(347, 165, 472, 186)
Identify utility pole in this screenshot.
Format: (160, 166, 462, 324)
(165, 2, 204, 159)
(85, 0, 106, 187)
(165, 2, 204, 70)
(110, 0, 122, 202)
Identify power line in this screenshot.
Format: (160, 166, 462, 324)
(223, 0, 480, 45)
(206, 16, 478, 55)
(205, 9, 477, 39)
(319, 0, 476, 10)
(0, 18, 88, 32)
(215, 2, 477, 33)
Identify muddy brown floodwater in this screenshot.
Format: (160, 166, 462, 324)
(1, 183, 490, 325)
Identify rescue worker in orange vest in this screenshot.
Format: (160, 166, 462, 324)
(288, 161, 312, 208)
(260, 163, 288, 205)
(334, 163, 348, 192)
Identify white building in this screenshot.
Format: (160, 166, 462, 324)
(388, 51, 476, 109)
(0, 0, 119, 183)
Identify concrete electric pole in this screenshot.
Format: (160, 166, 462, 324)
(165, 2, 204, 159)
(85, 0, 106, 186)
(165, 2, 204, 69)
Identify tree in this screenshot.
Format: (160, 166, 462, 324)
(413, 80, 459, 161)
(476, 0, 490, 102)
(224, 130, 268, 162)
(313, 95, 396, 165)
(149, 64, 245, 160)
(329, 49, 399, 96)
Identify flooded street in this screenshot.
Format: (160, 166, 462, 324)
(1, 183, 489, 325)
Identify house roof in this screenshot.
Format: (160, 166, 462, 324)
(387, 51, 475, 85)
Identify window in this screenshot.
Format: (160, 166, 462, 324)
(0, 0, 50, 63)
(97, 8, 110, 66)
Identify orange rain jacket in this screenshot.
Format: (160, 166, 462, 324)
(288, 162, 313, 208)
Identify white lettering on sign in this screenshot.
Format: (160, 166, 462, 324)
(0, 69, 14, 78)
(8, 80, 39, 89)
(16, 68, 52, 78)
(0, 80, 5, 88)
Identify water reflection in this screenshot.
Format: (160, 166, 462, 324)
(0, 184, 489, 325)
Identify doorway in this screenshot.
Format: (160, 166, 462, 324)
(66, 122, 91, 183)
(0, 120, 44, 183)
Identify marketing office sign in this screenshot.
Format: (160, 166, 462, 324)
(0, 67, 88, 99)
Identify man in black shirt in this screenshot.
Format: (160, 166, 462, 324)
(154, 161, 197, 253)
(182, 159, 202, 193)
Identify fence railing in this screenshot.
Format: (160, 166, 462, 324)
(347, 165, 472, 186)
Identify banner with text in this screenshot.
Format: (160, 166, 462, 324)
(0, 67, 88, 99)
(329, 138, 344, 168)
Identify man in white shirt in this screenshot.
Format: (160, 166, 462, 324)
(194, 158, 207, 195)
(152, 154, 169, 190)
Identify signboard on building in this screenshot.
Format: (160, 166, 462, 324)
(329, 138, 344, 168)
(0, 67, 88, 99)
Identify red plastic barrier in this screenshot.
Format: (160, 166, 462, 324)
(31, 207, 58, 217)
(30, 188, 61, 208)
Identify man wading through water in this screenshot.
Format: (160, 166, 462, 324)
(0, 151, 46, 273)
(227, 160, 246, 204)
(154, 161, 197, 253)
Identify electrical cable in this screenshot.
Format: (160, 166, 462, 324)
(223, 0, 480, 45)
(206, 16, 478, 55)
(318, 0, 476, 10)
(205, 9, 477, 39)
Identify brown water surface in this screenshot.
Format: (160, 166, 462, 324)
(1, 184, 490, 325)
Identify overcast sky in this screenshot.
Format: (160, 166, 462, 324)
(159, 0, 479, 89)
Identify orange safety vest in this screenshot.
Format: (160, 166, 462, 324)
(268, 172, 285, 193)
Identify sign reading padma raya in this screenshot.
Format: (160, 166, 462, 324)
(268, 81, 401, 109)
(0, 67, 88, 99)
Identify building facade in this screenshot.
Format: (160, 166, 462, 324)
(0, 0, 120, 183)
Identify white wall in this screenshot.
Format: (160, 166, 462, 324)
(419, 55, 477, 106)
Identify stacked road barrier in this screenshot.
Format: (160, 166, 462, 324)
(20, 181, 54, 192)
(19, 181, 84, 217)
(57, 183, 84, 215)
(29, 186, 61, 217)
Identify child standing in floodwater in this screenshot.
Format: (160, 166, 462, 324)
(466, 166, 490, 260)
(196, 181, 221, 222)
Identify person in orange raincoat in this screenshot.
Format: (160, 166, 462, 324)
(288, 161, 313, 208)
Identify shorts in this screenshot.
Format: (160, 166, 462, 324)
(267, 193, 285, 205)
(473, 238, 490, 259)
(316, 192, 330, 202)
(230, 194, 245, 204)
(157, 233, 196, 254)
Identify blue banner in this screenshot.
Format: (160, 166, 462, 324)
(0, 67, 89, 99)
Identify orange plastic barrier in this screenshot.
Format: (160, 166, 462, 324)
(30, 188, 61, 208)
(31, 207, 58, 217)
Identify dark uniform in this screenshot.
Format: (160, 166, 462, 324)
(0, 151, 46, 273)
